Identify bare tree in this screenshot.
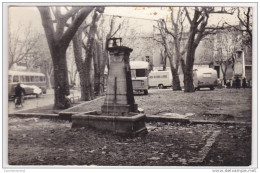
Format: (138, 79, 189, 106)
(214, 28, 241, 85)
(68, 58, 78, 87)
(225, 7, 252, 47)
(160, 48, 167, 71)
(32, 34, 54, 89)
(182, 7, 235, 92)
(156, 7, 188, 91)
(38, 6, 95, 108)
(93, 15, 123, 95)
(215, 48, 234, 85)
(72, 8, 104, 101)
(8, 24, 40, 70)
(156, 19, 182, 91)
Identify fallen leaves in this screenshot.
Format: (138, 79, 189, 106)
(147, 157, 160, 161)
(166, 144, 174, 147)
(88, 150, 95, 153)
(36, 156, 44, 162)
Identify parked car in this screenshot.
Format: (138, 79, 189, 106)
(20, 84, 42, 98)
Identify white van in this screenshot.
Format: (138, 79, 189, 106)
(149, 70, 172, 89)
(130, 61, 149, 95)
(193, 68, 218, 90)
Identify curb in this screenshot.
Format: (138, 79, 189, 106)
(145, 115, 190, 123)
(9, 113, 59, 119)
(8, 112, 251, 126)
(145, 115, 251, 125)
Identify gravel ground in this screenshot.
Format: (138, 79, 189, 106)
(8, 117, 251, 166)
(65, 88, 252, 121)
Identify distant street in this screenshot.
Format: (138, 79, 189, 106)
(8, 89, 80, 114)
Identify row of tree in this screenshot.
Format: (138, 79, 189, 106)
(37, 7, 128, 109)
(155, 7, 252, 92)
(9, 6, 252, 109)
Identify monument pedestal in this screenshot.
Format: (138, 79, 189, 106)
(72, 111, 147, 136)
(71, 41, 147, 136)
(101, 103, 138, 116)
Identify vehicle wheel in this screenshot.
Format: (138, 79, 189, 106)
(144, 90, 148, 95)
(197, 87, 200, 91)
(210, 87, 215, 90)
(36, 94, 40, 98)
(158, 84, 164, 89)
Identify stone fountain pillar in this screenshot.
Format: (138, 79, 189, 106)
(71, 38, 147, 136)
(101, 45, 137, 115)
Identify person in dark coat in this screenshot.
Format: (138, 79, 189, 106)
(235, 77, 240, 89)
(15, 83, 25, 105)
(242, 78, 247, 89)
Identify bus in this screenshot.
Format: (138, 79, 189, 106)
(8, 70, 47, 98)
(130, 61, 149, 95)
(149, 70, 172, 89)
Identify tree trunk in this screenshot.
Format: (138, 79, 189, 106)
(38, 7, 95, 109)
(183, 24, 197, 92)
(93, 41, 100, 96)
(171, 67, 181, 90)
(52, 48, 70, 109)
(93, 39, 106, 96)
(168, 55, 181, 91)
(84, 51, 95, 101)
(220, 64, 227, 85)
(72, 29, 94, 101)
(184, 47, 196, 92)
(79, 68, 93, 101)
(223, 74, 227, 85)
(46, 72, 52, 89)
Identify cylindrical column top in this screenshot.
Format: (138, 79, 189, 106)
(107, 46, 133, 53)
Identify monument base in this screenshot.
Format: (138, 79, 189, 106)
(71, 111, 147, 136)
(101, 103, 138, 116)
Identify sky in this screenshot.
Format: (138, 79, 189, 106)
(8, 6, 242, 35)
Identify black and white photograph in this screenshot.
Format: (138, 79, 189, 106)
(2, 1, 258, 171)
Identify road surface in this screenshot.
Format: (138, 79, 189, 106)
(8, 89, 80, 114)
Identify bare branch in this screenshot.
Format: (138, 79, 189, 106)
(162, 19, 176, 39)
(184, 7, 192, 24)
(64, 7, 70, 11)
(60, 7, 95, 49)
(208, 7, 236, 15)
(63, 7, 82, 21)
(51, 7, 58, 19)
(110, 23, 121, 38)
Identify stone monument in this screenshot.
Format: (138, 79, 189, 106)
(71, 38, 147, 136)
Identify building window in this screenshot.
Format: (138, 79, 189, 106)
(25, 76, 30, 82)
(13, 75, 19, 82)
(146, 56, 149, 62)
(20, 76, 25, 82)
